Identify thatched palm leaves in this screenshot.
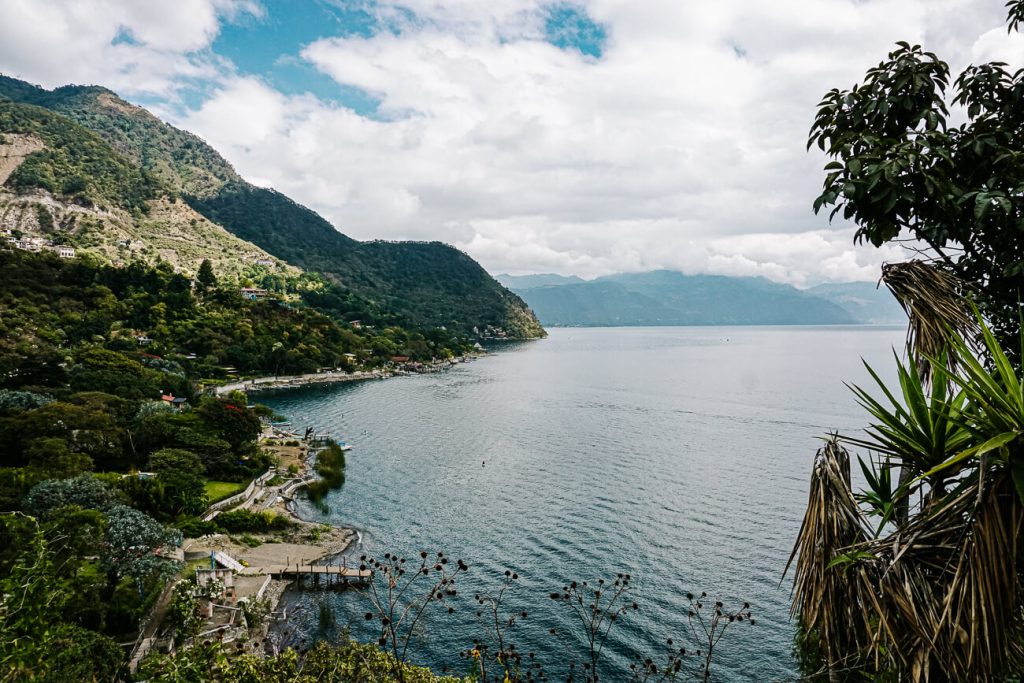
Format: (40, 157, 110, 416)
(789, 264, 1024, 681)
(880, 261, 979, 379)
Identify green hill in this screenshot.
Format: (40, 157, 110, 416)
(0, 77, 240, 196)
(0, 75, 544, 339)
(0, 99, 294, 280)
(0, 99, 159, 211)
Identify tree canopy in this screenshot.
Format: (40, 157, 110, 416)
(810, 1, 1024, 346)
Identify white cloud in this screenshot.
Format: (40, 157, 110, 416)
(2, 0, 1020, 284)
(0, 0, 260, 97)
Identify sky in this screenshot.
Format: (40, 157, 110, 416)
(1, 0, 1022, 286)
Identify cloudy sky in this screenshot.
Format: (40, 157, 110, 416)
(1, 0, 1022, 285)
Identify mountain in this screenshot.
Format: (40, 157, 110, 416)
(805, 281, 906, 324)
(0, 75, 544, 338)
(495, 273, 585, 289)
(0, 99, 293, 279)
(506, 270, 859, 326)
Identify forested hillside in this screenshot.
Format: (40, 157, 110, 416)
(0, 99, 159, 211)
(0, 76, 545, 338)
(0, 248, 470, 384)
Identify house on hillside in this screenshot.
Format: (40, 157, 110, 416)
(54, 246, 75, 258)
(160, 394, 189, 411)
(240, 287, 269, 300)
(14, 238, 42, 252)
(255, 258, 274, 267)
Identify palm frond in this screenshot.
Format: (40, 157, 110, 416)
(880, 261, 979, 379)
(785, 438, 872, 668)
(842, 351, 972, 488)
(791, 317, 1024, 680)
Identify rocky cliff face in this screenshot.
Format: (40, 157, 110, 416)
(0, 133, 44, 184)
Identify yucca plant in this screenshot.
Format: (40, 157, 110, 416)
(922, 321, 1024, 496)
(789, 317, 1024, 682)
(841, 349, 973, 528)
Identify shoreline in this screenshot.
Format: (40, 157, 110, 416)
(212, 353, 485, 396)
(187, 351, 495, 653)
(183, 434, 361, 635)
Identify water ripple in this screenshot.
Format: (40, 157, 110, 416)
(265, 325, 905, 682)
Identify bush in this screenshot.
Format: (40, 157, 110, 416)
(214, 509, 291, 534)
(307, 442, 346, 504)
(175, 517, 219, 538)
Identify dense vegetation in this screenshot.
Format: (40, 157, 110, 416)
(0, 248, 472, 385)
(0, 246, 384, 679)
(0, 76, 546, 339)
(790, 3, 1024, 680)
(188, 183, 545, 337)
(0, 100, 159, 211)
(0, 77, 241, 197)
(137, 638, 462, 683)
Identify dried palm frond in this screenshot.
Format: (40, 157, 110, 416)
(862, 472, 1023, 681)
(880, 261, 979, 380)
(789, 447, 1024, 681)
(785, 438, 871, 673)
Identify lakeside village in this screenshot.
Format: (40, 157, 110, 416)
(123, 418, 355, 673)
(122, 351, 485, 674)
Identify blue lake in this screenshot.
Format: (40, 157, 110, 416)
(261, 325, 906, 681)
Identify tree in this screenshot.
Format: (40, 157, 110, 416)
(100, 504, 181, 598)
(67, 347, 165, 400)
(196, 397, 261, 452)
(790, 5, 1024, 678)
(23, 474, 122, 517)
(809, 1, 1024, 351)
(0, 390, 52, 414)
(5, 400, 128, 471)
(197, 258, 217, 291)
(148, 448, 207, 518)
(0, 515, 124, 682)
(24, 436, 93, 479)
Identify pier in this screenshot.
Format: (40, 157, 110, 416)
(238, 564, 371, 582)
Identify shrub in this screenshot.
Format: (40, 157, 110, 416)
(174, 517, 218, 538)
(214, 509, 291, 534)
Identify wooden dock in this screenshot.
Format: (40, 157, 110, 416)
(239, 564, 371, 581)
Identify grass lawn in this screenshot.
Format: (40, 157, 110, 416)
(180, 557, 211, 578)
(204, 480, 247, 503)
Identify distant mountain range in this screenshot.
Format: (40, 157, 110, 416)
(496, 271, 906, 326)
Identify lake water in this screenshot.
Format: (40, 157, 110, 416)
(261, 325, 906, 681)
